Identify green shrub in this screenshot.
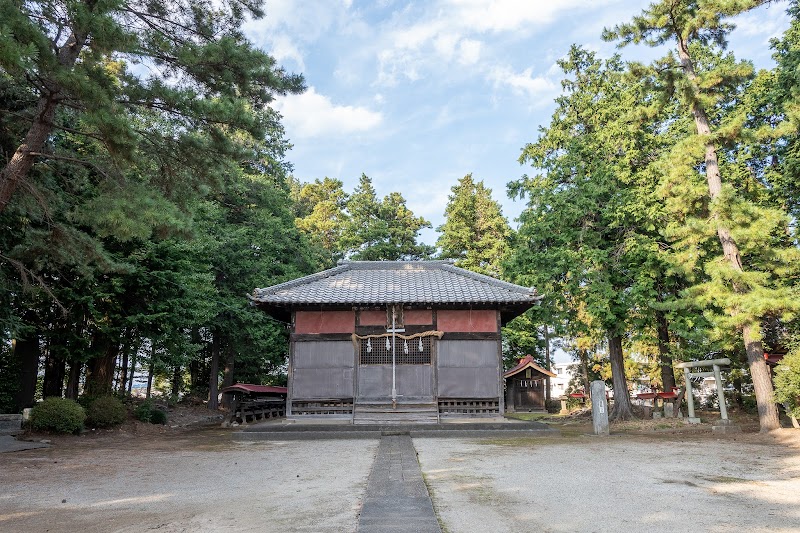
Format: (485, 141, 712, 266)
(565, 396, 585, 410)
(85, 396, 127, 428)
(545, 399, 562, 414)
(149, 409, 168, 425)
(739, 394, 758, 415)
(76, 395, 93, 410)
(775, 350, 800, 419)
(133, 400, 167, 424)
(30, 398, 86, 434)
(134, 400, 153, 422)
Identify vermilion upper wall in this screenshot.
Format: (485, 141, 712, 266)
(436, 310, 497, 332)
(294, 311, 355, 334)
(294, 308, 497, 333)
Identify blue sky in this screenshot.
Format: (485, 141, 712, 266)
(245, 0, 791, 247)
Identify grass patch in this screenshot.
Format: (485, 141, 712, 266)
(700, 475, 751, 484)
(421, 471, 451, 533)
(504, 412, 554, 422)
(478, 434, 575, 446)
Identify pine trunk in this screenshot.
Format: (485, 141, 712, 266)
(656, 310, 676, 392)
(0, 26, 89, 212)
(127, 346, 138, 395)
(544, 326, 551, 402)
(0, 96, 58, 211)
(189, 328, 201, 393)
(85, 333, 119, 397)
(43, 351, 66, 398)
(172, 365, 182, 397)
(579, 348, 591, 394)
(65, 361, 82, 400)
(118, 337, 132, 395)
(608, 333, 634, 420)
(208, 332, 220, 410)
(743, 324, 780, 430)
(221, 344, 235, 409)
(12, 336, 40, 411)
(146, 358, 154, 399)
(676, 38, 779, 432)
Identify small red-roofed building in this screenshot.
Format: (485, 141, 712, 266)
(504, 355, 556, 412)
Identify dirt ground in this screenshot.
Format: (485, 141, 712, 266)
(1, 428, 378, 532)
(417, 429, 800, 533)
(2, 410, 799, 533)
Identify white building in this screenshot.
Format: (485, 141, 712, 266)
(550, 362, 579, 399)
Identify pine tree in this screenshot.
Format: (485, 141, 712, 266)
(605, 0, 800, 431)
(339, 174, 433, 260)
(291, 177, 349, 265)
(507, 47, 661, 419)
(0, 0, 304, 212)
(437, 174, 510, 277)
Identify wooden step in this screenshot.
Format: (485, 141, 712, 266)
(353, 402, 439, 425)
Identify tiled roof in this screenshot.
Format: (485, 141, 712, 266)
(503, 355, 556, 378)
(250, 260, 539, 306)
(220, 384, 287, 395)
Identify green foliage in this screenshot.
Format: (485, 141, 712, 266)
(508, 48, 647, 335)
(134, 401, 154, 423)
(30, 398, 86, 434)
(133, 400, 167, 424)
(545, 399, 562, 414)
(0, 0, 314, 403)
(339, 174, 434, 260)
(0, 341, 18, 413)
(437, 174, 510, 277)
(291, 177, 349, 263)
(765, 1, 800, 220)
(85, 396, 127, 428)
(506, 46, 664, 415)
(737, 394, 759, 415)
(502, 311, 547, 370)
(601, 0, 800, 429)
(149, 409, 168, 425)
(774, 350, 800, 419)
(0, 0, 305, 198)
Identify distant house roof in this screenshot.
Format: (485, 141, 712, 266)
(250, 260, 540, 323)
(504, 355, 556, 379)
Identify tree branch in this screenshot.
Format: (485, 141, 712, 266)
(28, 151, 114, 181)
(0, 109, 106, 143)
(0, 253, 67, 316)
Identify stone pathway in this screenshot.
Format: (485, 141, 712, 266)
(0, 435, 49, 453)
(357, 435, 441, 533)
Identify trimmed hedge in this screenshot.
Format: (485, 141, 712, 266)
(30, 398, 86, 434)
(134, 400, 168, 425)
(134, 401, 153, 422)
(150, 409, 168, 425)
(86, 396, 127, 428)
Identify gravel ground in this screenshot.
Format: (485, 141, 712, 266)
(415, 430, 800, 533)
(2, 425, 799, 533)
(0, 429, 378, 532)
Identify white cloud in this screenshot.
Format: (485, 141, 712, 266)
(458, 39, 482, 65)
(244, 0, 356, 74)
(732, 2, 790, 40)
(373, 0, 612, 86)
(442, 0, 605, 33)
(275, 87, 383, 139)
(269, 34, 305, 71)
(434, 33, 460, 60)
(489, 66, 558, 99)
